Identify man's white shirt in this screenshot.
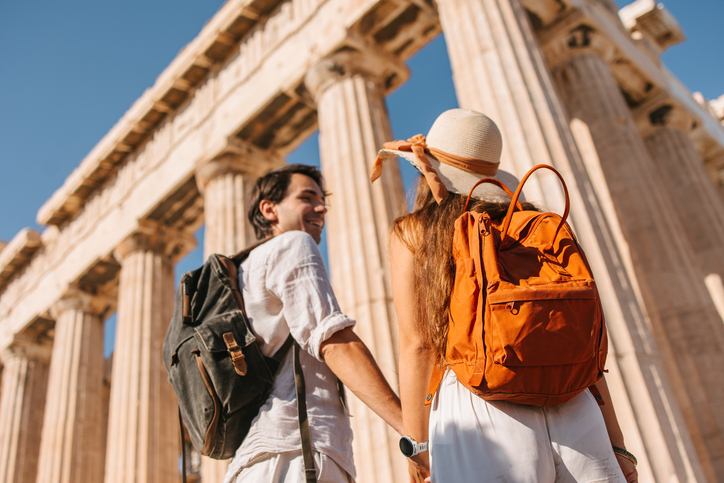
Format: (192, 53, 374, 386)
(224, 231, 356, 482)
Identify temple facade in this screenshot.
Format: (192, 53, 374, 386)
(1, 0, 723, 482)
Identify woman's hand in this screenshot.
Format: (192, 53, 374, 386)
(407, 452, 430, 483)
(615, 454, 638, 483)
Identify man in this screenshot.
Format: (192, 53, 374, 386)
(224, 164, 403, 482)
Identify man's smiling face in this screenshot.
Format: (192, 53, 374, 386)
(264, 173, 327, 243)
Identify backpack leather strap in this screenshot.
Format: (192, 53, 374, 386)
(178, 408, 188, 483)
(500, 164, 570, 250)
(293, 341, 317, 483)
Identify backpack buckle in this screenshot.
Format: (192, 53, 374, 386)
(222, 332, 247, 376)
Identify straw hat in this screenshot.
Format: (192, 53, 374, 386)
(370, 108, 523, 203)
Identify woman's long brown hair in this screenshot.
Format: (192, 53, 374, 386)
(392, 176, 538, 359)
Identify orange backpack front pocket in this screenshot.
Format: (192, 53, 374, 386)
(487, 281, 598, 367)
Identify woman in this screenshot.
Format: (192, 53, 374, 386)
(371, 109, 638, 483)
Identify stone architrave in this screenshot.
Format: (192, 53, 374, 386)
(0, 337, 52, 483)
(34, 289, 111, 483)
(544, 25, 724, 481)
(305, 48, 409, 483)
(196, 146, 285, 259)
(104, 221, 196, 483)
(436, 0, 707, 480)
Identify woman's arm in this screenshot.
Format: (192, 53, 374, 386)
(593, 377, 638, 483)
(389, 233, 436, 482)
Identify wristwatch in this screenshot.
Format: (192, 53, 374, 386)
(399, 435, 429, 457)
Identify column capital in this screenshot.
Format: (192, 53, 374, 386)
(114, 219, 197, 264)
(632, 94, 698, 137)
(541, 19, 619, 67)
(195, 141, 284, 193)
(0, 334, 52, 365)
(49, 287, 113, 320)
(304, 45, 408, 102)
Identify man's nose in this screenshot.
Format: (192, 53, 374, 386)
(315, 202, 328, 214)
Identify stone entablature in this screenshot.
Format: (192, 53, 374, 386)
(37, 0, 439, 230)
(618, 0, 684, 55)
(0, 229, 41, 295)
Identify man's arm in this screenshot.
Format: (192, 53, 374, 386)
(319, 327, 404, 436)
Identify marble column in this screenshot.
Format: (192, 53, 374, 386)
(704, 149, 724, 202)
(545, 25, 724, 481)
(637, 102, 724, 323)
(35, 289, 110, 483)
(196, 147, 284, 259)
(104, 220, 196, 483)
(437, 0, 706, 480)
(305, 49, 408, 483)
(0, 337, 52, 483)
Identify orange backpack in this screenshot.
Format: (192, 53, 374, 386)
(428, 164, 607, 407)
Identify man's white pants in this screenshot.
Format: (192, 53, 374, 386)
(232, 450, 354, 483)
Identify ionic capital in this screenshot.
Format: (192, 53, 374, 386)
(633, 94, 697, 138)
(195, 141, 284, 193)
(49, 287, 113, 320)
(114, 219, 196, 264)
(0, 334, 52, 365)
(541, 20, 619, 68)
(304, 46, 408, 102)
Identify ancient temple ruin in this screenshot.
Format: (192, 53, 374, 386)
(1, 0, 724, 481)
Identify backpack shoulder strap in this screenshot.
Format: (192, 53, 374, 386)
(230, 236, 275, 266)
(293, 341, 317, 483)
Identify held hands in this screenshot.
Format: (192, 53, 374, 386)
(407, 452, 430, 483)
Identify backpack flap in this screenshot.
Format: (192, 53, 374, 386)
(193, 311, 275, 412)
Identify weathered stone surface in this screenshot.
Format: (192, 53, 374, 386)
(546, 28, 724, 480)
(0, 337, 52, 483)
(35, 289, 110, 483)
(105, 225, 194, 483)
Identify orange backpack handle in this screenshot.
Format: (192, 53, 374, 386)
(500, 164, 570, 250)
(463, 178, 524, 213)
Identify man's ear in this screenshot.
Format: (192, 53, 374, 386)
(259, 199, 278, 222)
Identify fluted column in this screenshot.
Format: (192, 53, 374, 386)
(35, 289, 111, 483)
(104, 220, 196, 483)
(704, 149, 724, 202)
(305, 48, 408, 483)
(637, 102, 724, 323)
(545, 24, 724, 481)
(0, 337, 51, 483)
(437, 0, 707, 480)
(196, 147, 285, 258)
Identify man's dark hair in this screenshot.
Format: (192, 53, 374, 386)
(248, 163, 328, 240)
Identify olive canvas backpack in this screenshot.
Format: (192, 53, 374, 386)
(163, 238, 318, 482)
(428, 164, 608, 407)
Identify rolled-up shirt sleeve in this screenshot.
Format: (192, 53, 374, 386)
(264, 231, 356, 361)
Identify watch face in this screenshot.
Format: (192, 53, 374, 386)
(399, 437, 414, 457)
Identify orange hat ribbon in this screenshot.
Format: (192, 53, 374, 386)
(370, 134, 499, 203)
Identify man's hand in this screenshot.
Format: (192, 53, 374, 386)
(320, 327, 404, 435)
